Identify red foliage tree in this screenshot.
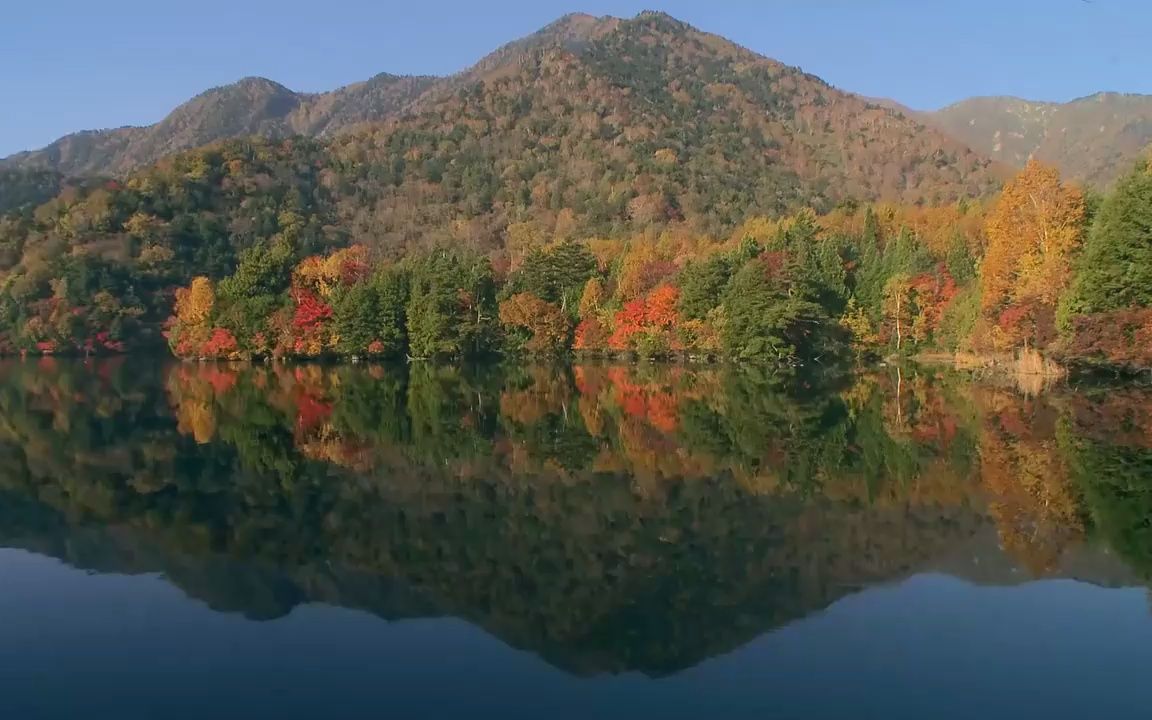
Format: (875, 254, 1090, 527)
(608, 285, 681, 353)
(202, 328, 239, 358)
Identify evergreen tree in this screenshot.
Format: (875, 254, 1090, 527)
(407, 251, 497, 358)
(721, 257, 832, 362)
(1063, 160, 1152, 317)
(678, 254, 733, 320)
(507, 241, 596, 312)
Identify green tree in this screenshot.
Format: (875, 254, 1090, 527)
(721, 256, 833, 362)
(678, 254, 733, 320)
(407, 251, 498, 358)
(1062, 159, 1152, 319)
(332, 268, 409, 356)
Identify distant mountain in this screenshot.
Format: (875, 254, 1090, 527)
(1, 73, 436, 177)
(926, 92, 1152, 186)
(2, 11, 1003, 209)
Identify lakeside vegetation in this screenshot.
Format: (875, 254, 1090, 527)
(1, 134, 1148, 371)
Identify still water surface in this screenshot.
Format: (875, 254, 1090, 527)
(2, 359, 1151, 718)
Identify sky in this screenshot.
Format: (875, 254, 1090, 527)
(1, 0, 1148, 157)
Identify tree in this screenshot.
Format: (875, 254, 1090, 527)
(1062, 159, 1152, 318)
(507, 241, 596, 311)
(981, 161, 1085, 324)
(407, 251, 497, 358)
(499, 293, 570, 354)
(608, 285, 682, 356)
(169, 277, 217, 357)
(721, 254, 832, 362)
(174, 277, 215, 326)
(577, 277, 605, 319)
(883, 274, 913, 351)
(678, 254, 732, 320)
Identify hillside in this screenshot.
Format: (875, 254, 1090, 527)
(927, 92, 1152, 186)
(0, 168, 63, 214)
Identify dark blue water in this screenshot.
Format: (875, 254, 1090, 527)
(1, 359, 1150, 718)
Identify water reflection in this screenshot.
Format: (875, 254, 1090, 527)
(0, 359, 1149, 676)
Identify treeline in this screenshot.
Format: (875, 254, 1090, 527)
(0, 130, 1149, 367)
(164, 213, 870, 362)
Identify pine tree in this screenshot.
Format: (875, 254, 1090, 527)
(1063, 159, 1152, 317)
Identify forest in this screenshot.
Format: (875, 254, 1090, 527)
(0, 129, 1149, 369)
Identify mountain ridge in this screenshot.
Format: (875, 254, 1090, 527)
(924, 91, 1152, 185)
(1, 71, 438, 176)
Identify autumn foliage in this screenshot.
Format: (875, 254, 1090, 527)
(980, 160, 1085, 349)
(498, 293, 570, 353)
(607, 285, 681, 354)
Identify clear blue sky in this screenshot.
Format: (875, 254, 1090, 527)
(2, 0, 1147, 157)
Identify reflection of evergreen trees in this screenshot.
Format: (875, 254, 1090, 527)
(0, 359, 1147, 674)
(1063, 389, 1152, 577)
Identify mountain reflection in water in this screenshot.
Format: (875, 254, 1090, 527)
(1, 358, 1152, 717)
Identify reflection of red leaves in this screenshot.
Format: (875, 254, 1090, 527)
(997, 408, 1029, 439)
(605, 367, 679, 433)
(295, 393, 332, 432)
(203, 367, 237, 396)
(647, 394, 679, 433)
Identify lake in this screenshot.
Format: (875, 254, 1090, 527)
(2, 358, 1151, 719)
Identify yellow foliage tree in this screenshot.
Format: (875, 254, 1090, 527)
(578, 278, 605, 319)
(174, 277, 215, 325)
(981, 161, 1085, 315)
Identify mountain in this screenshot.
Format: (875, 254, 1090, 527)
(1, 73, 436, 177)
(2, 11, 1003, 211)
(926, 92, 1152, 186)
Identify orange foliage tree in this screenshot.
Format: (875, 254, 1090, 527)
(980, 161, 1085, 348)
(498, 293, 570, 353)
(608, 285, 681, 355)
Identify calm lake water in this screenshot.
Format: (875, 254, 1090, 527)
(3, 358, 1152, 718)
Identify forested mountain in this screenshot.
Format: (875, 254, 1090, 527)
(3, 10, 1002, 208)
(2, 12, 1150, 370)
(926, 93, 1152, 186)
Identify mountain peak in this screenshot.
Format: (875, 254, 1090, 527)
(632, 9, 690, 27)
